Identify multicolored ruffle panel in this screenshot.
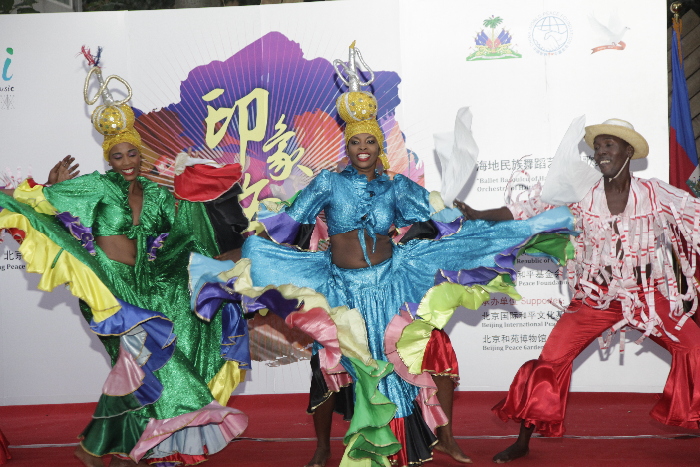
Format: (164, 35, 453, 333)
(0, 194, 247, 463)
(93, 299, 177, 408)
(190, 252, 372, 371)
(341, 358, 401, 467)
(131, 401, 248, 463)
(385, 310, 448, 435)
(396, 213, 575, 378)
(190, 253, 322, 402)
(190, 253, 401, 467)
(0, 208, 120, 321)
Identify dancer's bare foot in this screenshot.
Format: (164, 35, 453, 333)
(492, 442, 529, 463)
(304, 446, 331, 467)
(74, 446, 104, 467)
(434, 437, 472, 463)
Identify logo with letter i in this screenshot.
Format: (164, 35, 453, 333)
(3, 48, 13, 81)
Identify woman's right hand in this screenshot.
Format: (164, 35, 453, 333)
(47, 155, 80, 185)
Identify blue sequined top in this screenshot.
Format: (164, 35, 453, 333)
(283, 166, 432, 237)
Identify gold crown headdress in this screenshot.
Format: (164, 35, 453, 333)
(334, 42, 389, 170)
(81, 46, 142, 161)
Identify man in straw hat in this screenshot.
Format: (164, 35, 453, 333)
(456, 118, 700, 463)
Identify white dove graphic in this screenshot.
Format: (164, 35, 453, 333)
(589, 10, 630, 46)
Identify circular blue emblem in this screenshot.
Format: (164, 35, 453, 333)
(529, 12, 572, 56)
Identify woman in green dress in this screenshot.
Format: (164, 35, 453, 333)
(0, 52, 248, 466)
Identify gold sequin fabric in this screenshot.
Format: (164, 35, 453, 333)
(91, 104, 142, 160)
(336, 91, 386, 161)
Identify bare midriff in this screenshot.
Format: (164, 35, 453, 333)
(96, 180, 143, 266)
(96, 235, 137, 266)
(330, 229, 393, 269)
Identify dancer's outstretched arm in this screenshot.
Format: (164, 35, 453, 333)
(454, 199, 513, 221)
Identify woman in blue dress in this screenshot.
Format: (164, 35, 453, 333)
(190, 44, 574, 467)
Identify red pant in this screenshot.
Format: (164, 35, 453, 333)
(493, 291, 700, 436)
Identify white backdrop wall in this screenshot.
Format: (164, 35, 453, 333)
(0, 0, 670, 405)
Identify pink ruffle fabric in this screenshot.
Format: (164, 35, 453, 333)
(130, 401, 247, 462)
(285, 306, 349, 390)
(385, 310, 449, 433)
(102, 346, 146, 397)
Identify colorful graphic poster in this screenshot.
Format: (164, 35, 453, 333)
(130, 32, 421, 220)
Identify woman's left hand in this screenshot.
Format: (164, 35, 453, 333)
(47, 155, 80, 185)
(454, 200, 476, 219)
(215, 248, 242, 262)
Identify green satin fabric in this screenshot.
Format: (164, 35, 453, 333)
(79, 199, 226, 456)
(79, 409, 149, 458)
(7, 174, 227, 457)
(342, 358, 401, 465)
(520, 232, 576, 266)
(44, 171, 174, 238)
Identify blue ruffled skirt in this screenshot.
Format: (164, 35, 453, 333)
(242, 207, 574, 416)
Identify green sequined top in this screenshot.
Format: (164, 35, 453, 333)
(44, 170, 174, 238)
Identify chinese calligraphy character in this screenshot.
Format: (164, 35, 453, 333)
(203, 88, 270, 169)
(262, 114, 313, 180)
(238, 173, 280, 220)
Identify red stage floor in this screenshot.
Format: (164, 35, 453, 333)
(1, 391, 699, 466)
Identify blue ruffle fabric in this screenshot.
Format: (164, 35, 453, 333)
(240, 206, 574, 418)
(189, 254, 302, 370)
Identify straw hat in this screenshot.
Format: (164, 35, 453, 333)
(584, 118, 649, 159)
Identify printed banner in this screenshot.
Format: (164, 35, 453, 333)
(0, 0, 670, 405)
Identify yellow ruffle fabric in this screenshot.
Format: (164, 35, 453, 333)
(208, 360, 245, 407)
(398, 275, 521, 375)
(0, 209, 120, 322)
(13, 180, 56, 215)
(218, 258, 376, 369)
